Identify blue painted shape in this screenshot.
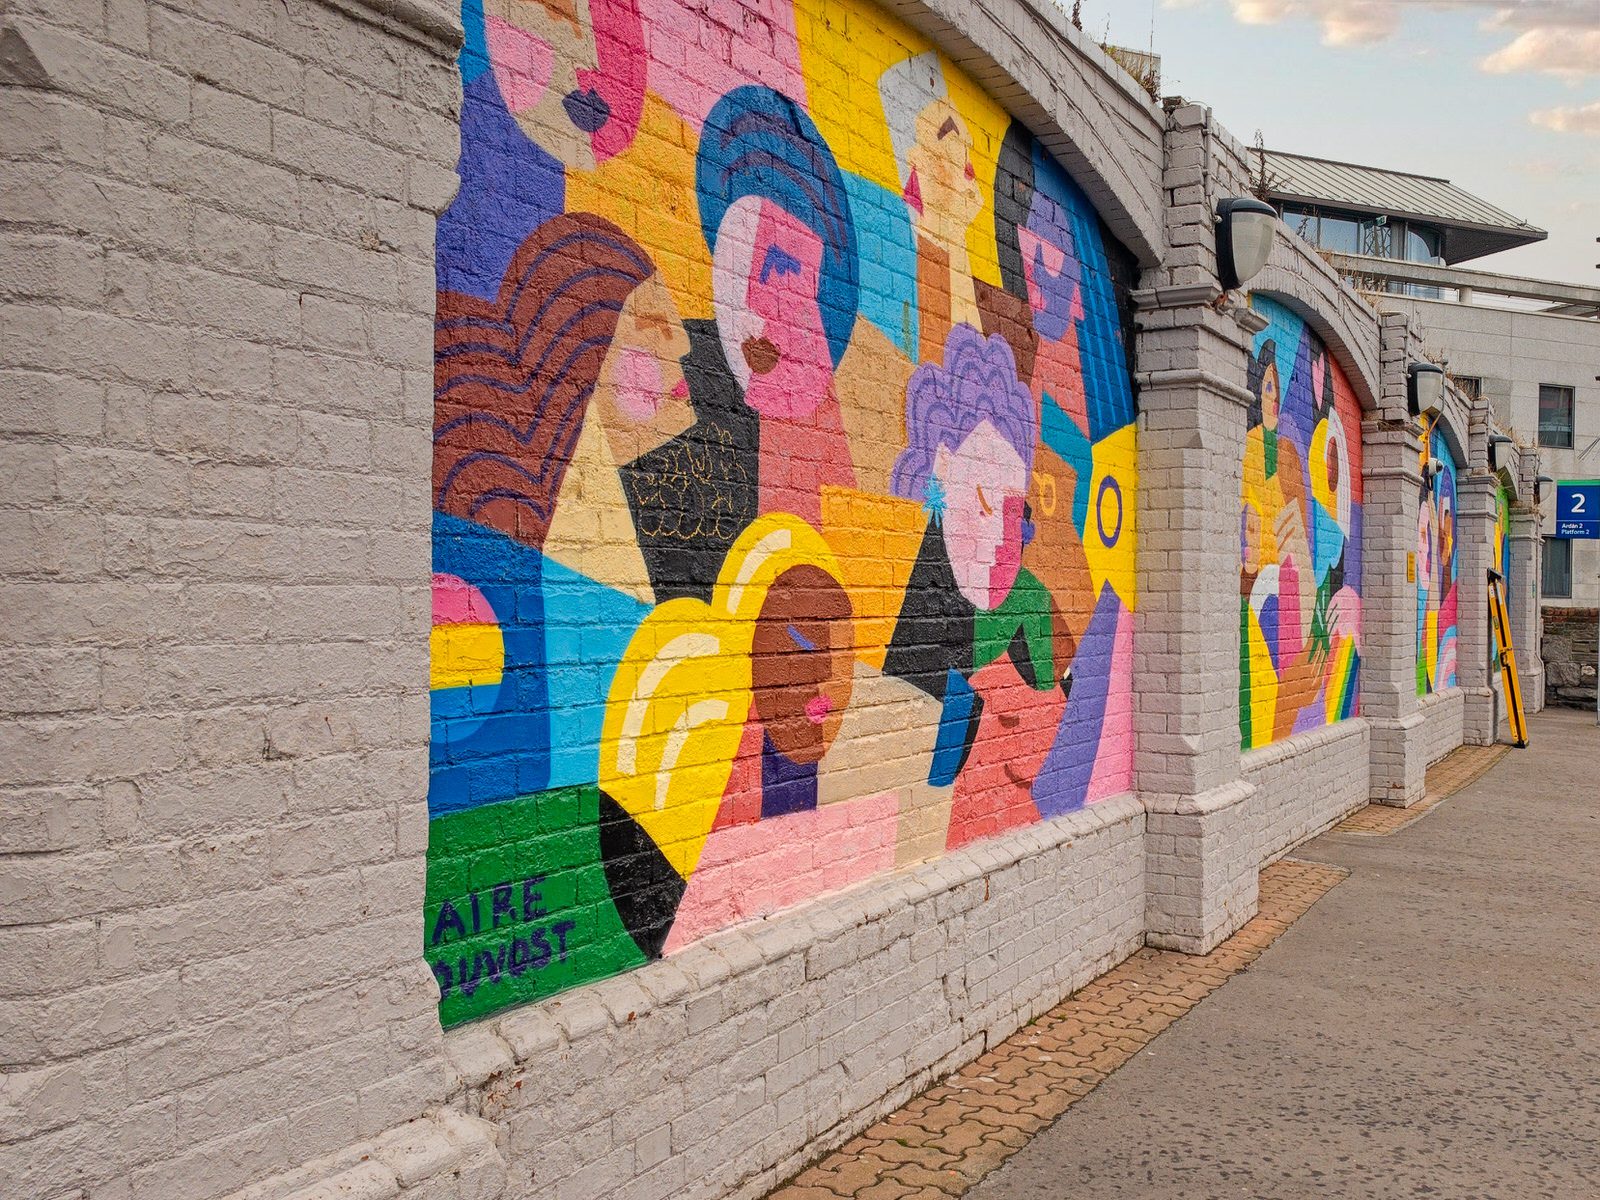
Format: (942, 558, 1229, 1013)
(1258, 594, 1280, 673)
(929, 669, 977, 788)
(430, 513, 551, 817)
(1034, 584, 1119, 817)
(1311, 500, 1344, 580)
(1031, 144, 1136, 439)
(841, 171, 918, 359)
(540, 557, 649, 789)
(761, 732, 819, 818)
(1040, 392, 1093, 536)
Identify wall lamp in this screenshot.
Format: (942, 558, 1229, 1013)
(1215, 198, 1277, 290)
(1489, 434, 1514, 473)
(1536, 474, 1555, 504)
(1407, 362, 1444, 421)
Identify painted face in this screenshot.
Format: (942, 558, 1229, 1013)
(750, 565, 854, 764)
(936, 420, 1030, 611)
(1018, 200, 1084, 344)
(903, 99, 983, 248)
(485, 0, 604, 170)
(594, 271, 694, 464)
(713, 198, 834, 420)
(1260, 362, 1281, 431)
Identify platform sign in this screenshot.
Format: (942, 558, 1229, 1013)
(1555, 481, 1600, 539)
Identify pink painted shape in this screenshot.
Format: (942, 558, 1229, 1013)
(432, 573, 497, 626)
(644, 0, 806, 132)
(1087, 599, 1134, 803)
(663, 791, 898, 953)
(484, 15, 554, 115)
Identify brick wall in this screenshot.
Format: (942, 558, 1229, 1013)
(1242, 720, 1370, 864)
(1417, 689, 1466, 767)
(0, 0, 1513, 1197)
(0, 0, 467, 1194)
(421, 0, 1147, 1030)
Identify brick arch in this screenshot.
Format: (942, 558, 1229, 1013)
(882, 0, 1168, 268)
(1250, 233, 1381, 413)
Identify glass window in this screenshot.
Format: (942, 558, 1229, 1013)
(1543, 537, 1573, 599)
(1359, 218, 1393, 259)
(1539, 384, 1574, 449)
(1317, 214, 1361, 255)
(1405, 226, 1442, 263)
(1282, 206, 1318, 243)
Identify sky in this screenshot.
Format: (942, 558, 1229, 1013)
(1082, 0, 1600, 286)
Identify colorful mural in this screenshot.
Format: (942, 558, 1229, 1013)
(1490, 482, 1511, 670)
(1417, 420, 1459, 695)
(1239, 297, 1363, 750)
(426, 0, 1140, 1024)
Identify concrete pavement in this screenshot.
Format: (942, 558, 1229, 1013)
(973, 707, 1600, 1199)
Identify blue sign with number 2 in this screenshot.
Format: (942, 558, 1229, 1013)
(1556, 481, 1600, 539)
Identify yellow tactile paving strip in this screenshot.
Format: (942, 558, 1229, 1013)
(1333, 743, 1510, 836)
(768, 858, 1348, 1200)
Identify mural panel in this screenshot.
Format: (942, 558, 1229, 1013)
(427, 0, 1139, 1026)
(1418, 420, 1459, 695)
(1240, 296, 1364, 750)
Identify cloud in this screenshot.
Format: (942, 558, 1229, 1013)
(1530, 99, 1600, 135)
(1205, 1, 1597, 48)
(1482, 28, 1600, 77)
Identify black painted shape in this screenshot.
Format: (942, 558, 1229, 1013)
(1007, 624, 1037, 689)
(622, 319, 759, 603)
(596, 790, 687, 960)
(883, 520, 976, 700)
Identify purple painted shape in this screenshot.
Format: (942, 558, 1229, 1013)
(760, 732, 818, 818)
(1258, 594, 1280, 672)
(1034, 584, 1119, 818)
(436, 72, 565, 301)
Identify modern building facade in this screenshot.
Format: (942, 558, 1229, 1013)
(0, 2, 1551, 1198)
(1258, 149, 1600, 616)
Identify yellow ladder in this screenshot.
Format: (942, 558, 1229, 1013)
(1489, 570, 1529, 749)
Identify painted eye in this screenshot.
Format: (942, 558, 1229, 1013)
(786, 623, 816, 652)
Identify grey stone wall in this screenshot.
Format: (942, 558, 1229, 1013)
(1542, 607, 1599, 709)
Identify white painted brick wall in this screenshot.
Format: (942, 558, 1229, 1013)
(0, 1, 467, 1195)
(1417, 689, 1467, 768)
(1243, 720, 1370, 863)
(445, 798, 1146, 1200)
(1, 1, 1519, 1198)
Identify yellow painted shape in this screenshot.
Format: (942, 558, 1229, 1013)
(600, 598, 750, 882)
(1245, 607, 1278, 751)
(1082, 423, 1138, 609)
(711, 511, 845, 628)
(794, 0, 1004, 286)
(1309, 418, 1335, 514)
(819, 486, 927, 670)
(430, 622, 504, 691)
(565, 92, 714, 323)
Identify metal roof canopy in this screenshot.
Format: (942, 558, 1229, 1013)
(1262, 150, 1546, 265)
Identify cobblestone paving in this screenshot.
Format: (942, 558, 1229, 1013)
(766, 859, 1347, 1200)
(1332, 743, 1510, 836)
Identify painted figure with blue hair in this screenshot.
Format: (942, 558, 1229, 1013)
(695, 85, 860, 522)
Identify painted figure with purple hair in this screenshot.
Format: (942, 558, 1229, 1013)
(885, 325, 1058, 790)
